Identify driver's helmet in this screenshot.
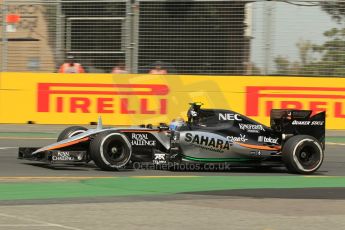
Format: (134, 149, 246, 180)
(187, 102, 203, 124)
(169, 117, 185, 131)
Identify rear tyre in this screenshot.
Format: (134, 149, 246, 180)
(57, 126, 88, 141)
(282, 135, 324, 174)
(89, 131, 132, 171)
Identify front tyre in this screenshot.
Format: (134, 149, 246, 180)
(282, 135, 324, 174)
(89, 132, 132, 171)
(57, 126, 88, 141)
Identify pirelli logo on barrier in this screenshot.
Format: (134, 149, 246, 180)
(246, 86, 345, 118)
(37, 83, 169, 114)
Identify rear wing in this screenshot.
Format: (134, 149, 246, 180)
(270, 109, 325, 148)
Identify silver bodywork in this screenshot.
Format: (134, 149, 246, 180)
(18, 106, 325, 174)
(31, 116, 171, 155)
(33, 126, 275, 161)
(33, 127, 171, 155)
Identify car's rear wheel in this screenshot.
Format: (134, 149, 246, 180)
(282, 135, 324, 174)
(57, 126, 88, 141)
(89, 131, 132, 171)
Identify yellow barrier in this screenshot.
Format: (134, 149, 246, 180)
(1, 72, 345, 129)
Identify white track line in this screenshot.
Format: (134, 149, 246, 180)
(0, 213, 83, 230)
(0, 147, 17, 150)
(326, 142, 345, 146)
(0, 137, 55, 140)
(0, 176, 116, 180)
(0, 224, 52, 227)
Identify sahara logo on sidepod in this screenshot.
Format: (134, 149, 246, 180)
(184, 132, 230, 153)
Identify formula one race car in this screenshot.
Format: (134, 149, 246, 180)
(18, 102, 325, 174)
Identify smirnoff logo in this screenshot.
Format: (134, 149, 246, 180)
(227, 134, 248, 142)
(37, 83, 169, 114)
(245, 86, 345, 118)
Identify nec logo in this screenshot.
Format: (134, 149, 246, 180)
(37, 83, 169, 114)
(246, 86, 345, 118)
(218, 113, 242, 121)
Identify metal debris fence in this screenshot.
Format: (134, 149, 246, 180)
(0, 0, 344, 76)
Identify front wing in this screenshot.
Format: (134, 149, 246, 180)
(18, 147, 88, 164)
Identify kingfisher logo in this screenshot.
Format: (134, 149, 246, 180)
(37, 83, 169, 114)
(246, 86, 345, 118)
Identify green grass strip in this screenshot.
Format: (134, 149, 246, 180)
(327, 137, 345, 143)
(1, 176, 345, 201)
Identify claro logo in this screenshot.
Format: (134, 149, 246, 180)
(37, 83, 169, 114)
(246, 86, 345, 118)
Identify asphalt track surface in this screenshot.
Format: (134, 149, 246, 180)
(1, 125, 345, 230)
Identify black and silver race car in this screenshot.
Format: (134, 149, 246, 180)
(19, 102, 325, 174)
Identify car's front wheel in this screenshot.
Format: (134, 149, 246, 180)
(282, 135, 324, 174)
(57, 126, 88, 141)
(89, 131, 132, 171)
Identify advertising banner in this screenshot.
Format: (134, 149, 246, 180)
(0, 72, 344, 129)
